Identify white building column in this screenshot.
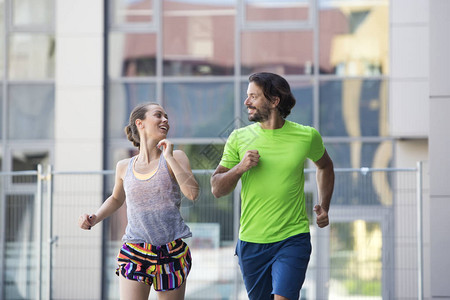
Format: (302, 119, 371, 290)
(429, 1, 450, 298)
(54, 0, 104, 299)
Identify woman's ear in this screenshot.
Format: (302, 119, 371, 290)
(135, 119, 143, 129)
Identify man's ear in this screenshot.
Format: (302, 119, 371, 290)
(271, 96, 280, 108)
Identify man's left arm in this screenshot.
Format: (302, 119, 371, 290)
(313, 149, 335, 228)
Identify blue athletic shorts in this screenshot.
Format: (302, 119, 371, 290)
(235, 232, 311, 300)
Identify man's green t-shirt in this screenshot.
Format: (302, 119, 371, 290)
(219, 120, 325, 243)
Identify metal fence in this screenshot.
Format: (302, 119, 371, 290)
(0, 164, 423, 300)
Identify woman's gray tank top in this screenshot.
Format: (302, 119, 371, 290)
(121, 154, 192, 246)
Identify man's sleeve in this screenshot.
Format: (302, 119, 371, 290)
(308, 127, 326, 162)
(219, 130, 241, 169)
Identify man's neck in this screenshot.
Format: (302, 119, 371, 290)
(259, 115, 285, 130)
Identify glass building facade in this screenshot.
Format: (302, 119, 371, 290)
(1, 1, 404, 299)
(106, 0, 391, 171)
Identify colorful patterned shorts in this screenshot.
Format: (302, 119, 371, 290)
(116, 239, 191, 291)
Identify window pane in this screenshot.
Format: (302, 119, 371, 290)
(177, 144, 224, 170)
(9, 34, 55, 80)
(108, 83, 157, 138)
(240, 80, 313, 127)
(0, 85, 3, 139)
(5, 194, 39, 297)
(0, 1, 4, 79)
(245, 0, 309, 22)
(325, 141, 393, 169)
(163, 0, 235, 76)
(8, 84, 54, 139)
(12, 0, 54, 27)
(319, 0, 389, 75)
(241, 31, 313, 75)
(112, 0, 153, 25)
(12, 150, 49, 183)
(325, 141, 393, 206)
(330, 222, 382, 297)
(109, 33, 157, 77)
(319, 79, 388, 137)
(163, 82, 234, 138)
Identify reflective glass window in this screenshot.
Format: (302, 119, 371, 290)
(330, 222, 382, 296)
(109, 32, 157, 77)
(319, 79, 388, 137)
(8, 84, 54, 139)
(240, 80, 313, 127)
(12, 149, 49, 183)
(177, 144, 224, 170)
(325, 141, 393, 205)
(325, 141, 393, 169)
(12, 149, 49, 172)
(163, 82, 234, 138)
(163, 0, 235, 76)
(319, 0, 389, 75)
(0, 85, 2, 139)
(108, 82, 157, 138)
(12, 0, 54, 27)
(245, 0, 309, 22)
(0, 1, 4, 79)
(241, 31, 313, 75)
(111, 0, 154, 25)
(9, 34, 55, 80)
(5, 194, 39, 297)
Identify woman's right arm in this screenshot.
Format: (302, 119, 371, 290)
(78, 159, 128, 230)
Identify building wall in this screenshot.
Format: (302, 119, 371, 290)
(390, 0, 429, 138)
(429, 0, 450, 298)
(54, 0, 104, 298)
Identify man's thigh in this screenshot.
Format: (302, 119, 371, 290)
(236, 240, 274, 300)
(272, 233, 312, 300)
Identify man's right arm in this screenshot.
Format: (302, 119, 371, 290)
(210, 150, 260, 198)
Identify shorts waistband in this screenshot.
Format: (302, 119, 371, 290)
(131, 239, 184, 256)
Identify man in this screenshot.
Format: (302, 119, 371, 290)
(211, 72, 335, 300)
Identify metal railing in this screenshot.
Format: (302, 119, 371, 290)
(0, 164, 423, 300)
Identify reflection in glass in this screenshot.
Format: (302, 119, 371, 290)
(240, 80, 313, 127)
(12, 150, 49, 172)
(112, 0, 153, 25)
(241, 31, 313, 75)
(6, 194, 39, 297)
(330, 221, 382, 298)
(9, 34, 55, 80)
(108, 83, 157, 138)
(325, 141, 393, 205)
(177, 144, 224, 170)
(319, 0, 389, 75)
(163, 82, 234, 137)
(8, 84, 54, 139)
(109, 32, 157, 77)
(0, 1, 4, 79)
(163, 0, 235, 76)
(0, 86, 2, 139)
(325, 141, 392, 169)
(245, 0, 309, 22)
(12, 0, 54, 27)
(12, 150, 49, 183)
(319, 79, 388, 137)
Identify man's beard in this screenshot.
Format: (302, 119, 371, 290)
(248, 105, 270, 122)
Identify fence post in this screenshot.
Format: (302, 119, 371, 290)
(417, 161, 423, 300)
(36, 164, 44, 300)
(46, 165, 55, 300)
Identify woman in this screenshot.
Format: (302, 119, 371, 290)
(78, 102, 199, 300)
